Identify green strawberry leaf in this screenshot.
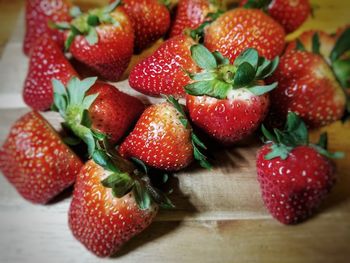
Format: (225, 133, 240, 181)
(131, 157, 149, 175)
(191, 133, 207, 150)
(63, 136, 81, 146)
(234, 62, 256, 86)
(330, 28, 350, 62)
(332, 58, 350, 88)
(191, 44, 218, 70)
(86, 27, 98, 46)
(82, 93, 99, 110)
(52, 79, 67, 96)
(70, 6, 82, 18)
(212, 51, 230, 66)
(234, 48, 259, 70)
(53, 93, 67, 118)
(104, 0, 121, 14)
(193, 143, 212, 169)
(243, 0, 272, 10)
(81, 109, 92, 128)
(133, 181, 151, 210)
(249, 82, 277, 96)
(265, 144, 293, 160)
(149, 186, 175, 209)
(285, 112, 308, 145)
(296, 39, 306, 52)
(188, 71, 217, 81)
(311, 144, 345, 159)
(261, 124, 276, 142)
(312, 32, 321, 55)
(92, 129, 107, 141)
(256, 57, 280, 79)
(101, 172, 134, 198)
(65, 31, 76, 50)
(317, 132, 328, 149)
(92, 149, 120, 173)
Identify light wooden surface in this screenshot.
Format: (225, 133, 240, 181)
(0, 1, 349, 263)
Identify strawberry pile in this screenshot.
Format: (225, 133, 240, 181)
(1, 0, 349, 257)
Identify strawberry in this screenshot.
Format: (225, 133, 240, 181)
(51, 77, 144, 150)
(23, 34, 78, 111)
(256, 112, 343, 224)
(119, 97, 210, 171)
(57, 1, 134, 81)
(169, 0, 220, 38)
(204, 8, 285, 63)
(129, 34, 199, 97)
(24, 0, 72, 55)
(85, 82, 145, 145)
(69, 159, 161, 257)
(240, 0, 311, 33)
(115, 0, 171, 53)
(185, 45, 279, 145)
(0, 111, 83, 204)
(267, 40, 347, 128)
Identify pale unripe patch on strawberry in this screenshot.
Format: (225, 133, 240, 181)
(227, 88, 255, 101)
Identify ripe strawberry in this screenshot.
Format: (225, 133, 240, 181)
(58, 1, 134, 81)
(119, 97, 210, 171)
(240, 0, 311, 33)
(267, 49, 346, 128)
(185, 45, 279, 145)
(23, 34, 78, 111)
(69, 159, 160, 257)
(169, 0, 219, 38)
(129, 34, 199, 97)
(52, 77, 144, 150)
(86, 82, 145, 145)
(204, 8, 285, 63)
(115, 0, 171, 52)
(0, 111, 83, 204)
(24, 0, 72, 55)
(286, 30, 336, 64)
(256, 112, 343, 224)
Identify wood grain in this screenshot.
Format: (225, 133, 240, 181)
(0, 1, 349, 263)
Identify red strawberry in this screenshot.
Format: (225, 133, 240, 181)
(204, 8, 285, 63)
(116, 0, 171, 52)
(86, 82, 145, 145)
(129, 34, 199, 97)
(256, 112, 343, 224)
(60, 1, 134, 81)
(169, 0, 219, 38)
(185, 45, 279, 145)
(69, 159, 159, 257)
(23, 34, 78, 111)
(0, 111, 83, 204)
(24, 0, 72, 55)
(119, 97, 210, 171)
(267, 49, 346, 128)
(240, 0, 311, 33)
(286, 30, 336, 64)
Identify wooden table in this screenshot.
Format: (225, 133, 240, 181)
(0, 1, 349, 262)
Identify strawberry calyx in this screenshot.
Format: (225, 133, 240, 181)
(261, 112, 344, 160)
(165, 95, 212, 169)
(52, 77, 174, 210)
(185, 44, 279, 99)
(53, 0, 121, 49)
(242, 0, 272, 12)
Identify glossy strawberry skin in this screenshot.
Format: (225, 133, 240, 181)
(286, 30, 336, 64)
(267, 50, 346, 128)
(69, 160, 158, 257)
(69, 7, 134, 82)
(186, 91, 269, 145)
(204, 8, 285, 63)
(119, 102, 194, 171)
(86, 82, 145, 145)
(0, 111, 83, 204)
(24, 0, 72, 55)
(121, 0, 171, 52)
(169, 0, 213, 38)
(256, 144, 335, 224)
(23, 35, 78, 111)
(129, 34, 199, 97)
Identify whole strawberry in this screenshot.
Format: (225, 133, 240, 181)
(0, 111, 83, 204)
(58, 1, 134, 81)
(24, 0, 72, 55)
(204, 8, 285, 63)
(116, 0, 171, 52)
(129, 34, 199, 97)
(52, 77, 144, 150)
(119, 97, 210, 171)
(23, 34, 78, 111)
(185, 45, 279, 145)
(169, 0, 220, 38)
(256, 112, 343, 224)
(267, 49, 346, 128)
(86, 82, 145, 145)
(69, 159, 161, 257)
(241, 0, 311, 33)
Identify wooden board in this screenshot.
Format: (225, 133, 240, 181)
(0, 1, 350, 262)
